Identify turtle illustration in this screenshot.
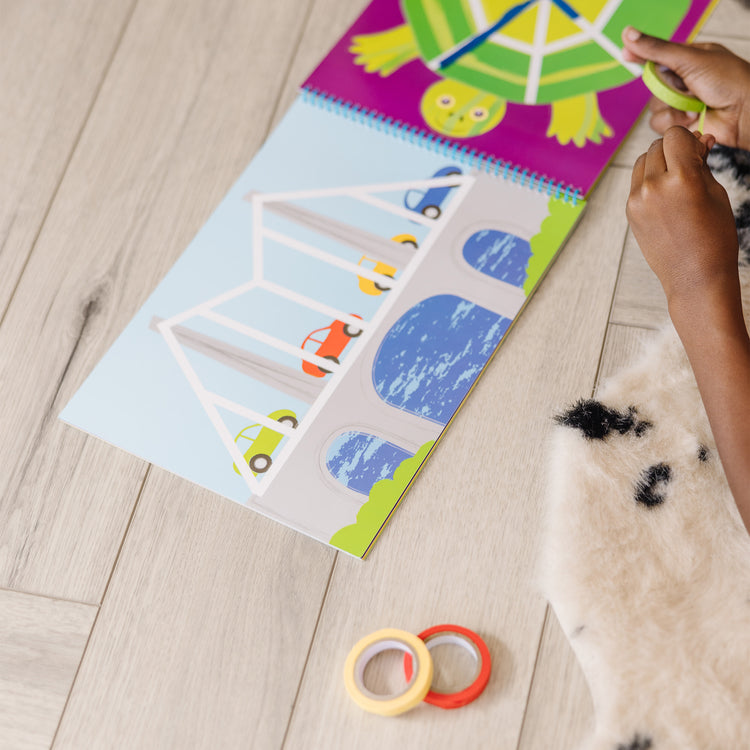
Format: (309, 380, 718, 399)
(350, 0, 690, 146)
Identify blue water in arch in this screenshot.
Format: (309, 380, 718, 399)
(372, 295, 510, 425)
(462, 229, 531, 287)
(326, 432, 413, 495)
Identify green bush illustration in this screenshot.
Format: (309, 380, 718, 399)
(330, 440, 435, 557)
(524, 197, 584, 296)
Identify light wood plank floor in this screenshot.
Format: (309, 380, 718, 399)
(1, 0, 749, 747)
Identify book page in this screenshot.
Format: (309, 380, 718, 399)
(61, 96, 583, 556)
(304, 0, 718, 195)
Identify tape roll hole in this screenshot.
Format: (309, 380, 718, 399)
(356, 639, 418, 700)
(405, 633, 481, 695)
(651, 64, 690, 94)
(642, 61, 704, 115)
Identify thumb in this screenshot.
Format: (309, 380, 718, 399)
(692, 131, 716, 169)
(697, 132, 716, 156)
(622, 27, 700, 77)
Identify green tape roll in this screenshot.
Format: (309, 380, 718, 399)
(642, 60, 704, 111)
(642, 60, 707, 130)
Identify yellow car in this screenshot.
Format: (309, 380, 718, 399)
(356, 234, 417, 295)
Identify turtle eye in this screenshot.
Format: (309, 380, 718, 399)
(469, 107, 488, 121)
(437, 94, 455, 109)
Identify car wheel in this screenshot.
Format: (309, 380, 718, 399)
(277, 415, 298, 429)
(319, 355, 340, 374)
(249, 453, 272, 474)
(374, 274, 394, 292)
(343, 324, 362, 337)
(443, 168, 462, 185)
(422, 205, 440, 219)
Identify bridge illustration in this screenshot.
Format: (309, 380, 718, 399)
(154, 170, 549, 539)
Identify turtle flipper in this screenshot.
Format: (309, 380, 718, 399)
(350, 25, 419, 77)
(547, 93, 613, 147)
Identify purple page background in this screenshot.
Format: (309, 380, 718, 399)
(303, 0, 715, 195)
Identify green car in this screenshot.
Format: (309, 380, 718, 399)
(232, 409, 298, 475)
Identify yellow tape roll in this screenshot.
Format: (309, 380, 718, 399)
(343, 628, 433, 716)
(642, 60, 707, 130)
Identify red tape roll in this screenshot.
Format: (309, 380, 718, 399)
(403, 624, 491, 709)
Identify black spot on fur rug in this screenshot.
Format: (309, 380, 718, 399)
(541, 147, 750, 749)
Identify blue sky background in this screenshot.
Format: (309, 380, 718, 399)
(60, 97, 468, 503)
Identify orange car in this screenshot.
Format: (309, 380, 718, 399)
(301, 315, 363, 377)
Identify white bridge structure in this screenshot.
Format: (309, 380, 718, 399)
(155, 171, 543, 538)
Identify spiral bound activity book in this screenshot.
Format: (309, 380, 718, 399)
(62, 0, 717, 557)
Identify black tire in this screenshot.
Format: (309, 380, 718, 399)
(422, 205, 441, 219)
(277, 415, 298, 429)
(318, 355, 340, 374)
(249, 453, 272, 474)
(374, 274, 394, 292)
(343, 324, 362, 337)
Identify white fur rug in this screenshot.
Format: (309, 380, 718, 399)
(542, 147, 750, 750)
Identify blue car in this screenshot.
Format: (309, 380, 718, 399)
(404, 166, 462, 219)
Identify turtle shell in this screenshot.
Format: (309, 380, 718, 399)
(403, 0, 691, 104)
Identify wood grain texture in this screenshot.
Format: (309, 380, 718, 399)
(0, 0, 135, 317)
(598, 325, 660, 386)
(272, 0, 367, 128)
(702, 0, 750, 38)
(517, 609, 594, 750)
(610, 231, 670, 329)
(52, 471, 334, 750)
(0, 0, 319, 604)
(282, 167, 632, 750)
(0, 589, 95, 750)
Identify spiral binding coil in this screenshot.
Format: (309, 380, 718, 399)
(300, 86, 582, 206)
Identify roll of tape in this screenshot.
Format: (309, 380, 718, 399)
(403, 624, 491, 709)
(642, 60, 705, 114)
(344, 628, 433, 716)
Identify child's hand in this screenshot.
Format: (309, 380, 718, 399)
(626, 127, 739, 311)
(628, 128, 750, 537)
(622, 27, 750, 150)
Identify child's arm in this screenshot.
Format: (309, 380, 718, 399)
(621, 27, 750, 150)
(627, 126, 750, 534)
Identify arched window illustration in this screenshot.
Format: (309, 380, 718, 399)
(326, 431, 413, 495)
(462, 230, 531, 287)
(372, 295, 510, 425)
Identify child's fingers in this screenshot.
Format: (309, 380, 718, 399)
(621, 27, 698, 75)
(622, 47, 645, 64)
(647, 97, 668, 115)
(649, 97, 699, 121)
(698, 132, 717, 152)
(694, 132, 717, 169)
(661, 125, 710, 172)
(621, 27, 649, 64)
(650, 106, 700, 135)
(630, 152, 646, 194)
(644, 137, 667, 179)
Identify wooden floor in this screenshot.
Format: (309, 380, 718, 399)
(2, 1, 749, 747)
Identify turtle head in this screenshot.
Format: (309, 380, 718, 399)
(420, 80, 507, 138)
